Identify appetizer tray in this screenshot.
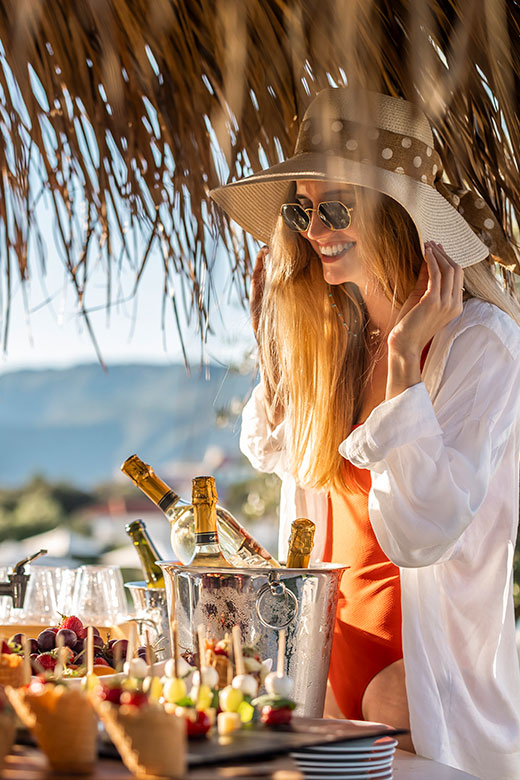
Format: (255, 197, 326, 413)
(187, 717, 405, 767)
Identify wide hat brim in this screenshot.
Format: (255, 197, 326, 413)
(210, 152, 490, 269)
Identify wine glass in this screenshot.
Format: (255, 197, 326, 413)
(12, 565, 60, 625)
(71, 565, 128, 626)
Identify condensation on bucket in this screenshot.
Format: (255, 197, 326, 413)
(159, 562, 347, 717)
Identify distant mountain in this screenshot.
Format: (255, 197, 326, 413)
(0, 363, 258, 487)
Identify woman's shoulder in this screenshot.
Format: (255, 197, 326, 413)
(451, 297, 520, 360)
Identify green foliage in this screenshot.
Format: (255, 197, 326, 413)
(0, 475, 95, 543)
(225, 468, 280, 526)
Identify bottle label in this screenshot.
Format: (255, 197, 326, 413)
(195, 531, 218, 545)
(158, 490, 177, 511)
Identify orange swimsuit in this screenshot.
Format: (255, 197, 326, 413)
(324, 461, 402, 720)
(324, 344, 431, 719)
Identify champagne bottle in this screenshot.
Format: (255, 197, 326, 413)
(125, 519, 165, 588)
(190, 476, 231, 567)
(121, 454, 280, 568)
(285, 518, 316, 568)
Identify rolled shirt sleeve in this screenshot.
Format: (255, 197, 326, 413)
(340, 324, 520, 568)
(240, 381, 286, 477)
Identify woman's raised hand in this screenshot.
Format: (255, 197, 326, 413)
(251, 246, 269, 335)
(385, 242, 464, 399)
(389, 242, 464, 358)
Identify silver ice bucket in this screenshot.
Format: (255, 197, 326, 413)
(159, 562, 346, 717)
(124, 581, 171, 660)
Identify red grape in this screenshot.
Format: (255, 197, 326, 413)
(37, 629, 57, 652)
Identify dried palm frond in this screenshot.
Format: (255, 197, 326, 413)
(0, 0, 518, 354)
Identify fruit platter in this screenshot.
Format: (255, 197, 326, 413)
(0, 607, 402, 779)
(1, 614, 157, 679)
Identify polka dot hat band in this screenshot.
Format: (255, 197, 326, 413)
(210, 88, 519, 273)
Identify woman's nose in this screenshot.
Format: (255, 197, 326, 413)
(305, 209, 330, 240)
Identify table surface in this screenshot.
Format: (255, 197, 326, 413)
(2, 744, 480, 779)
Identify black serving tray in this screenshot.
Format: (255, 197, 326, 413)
(19, 716, 405, 768)
(187, 717, 405, 767)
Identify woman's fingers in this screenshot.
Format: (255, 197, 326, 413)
(424, 242, 463, 307)
(423, 244, 441, 295)
(435, 243, 465, 301)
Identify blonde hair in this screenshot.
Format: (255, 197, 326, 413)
(257, 186, 520, 492)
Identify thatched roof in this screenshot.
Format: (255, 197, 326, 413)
(0, 0, 519, 355)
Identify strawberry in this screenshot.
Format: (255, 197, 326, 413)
(186, 709, 212, 738)
(58, 615, 86, 640)
(1, 640, 12, 655)
(213, 646, 229, 657)
(92, 657, 110, 667)
(261, 705, 293, 726)
(35, 653, 58, 672)
(50, 646, 74, 666)
(98, 684, 123, 705)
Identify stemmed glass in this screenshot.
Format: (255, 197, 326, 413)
(70, 565, 128, 626)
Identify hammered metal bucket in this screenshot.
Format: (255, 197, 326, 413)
(158, 562, 346, 717)
(124, 581, 171, 660)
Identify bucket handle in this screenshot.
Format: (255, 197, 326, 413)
(255, 573, 298, 630)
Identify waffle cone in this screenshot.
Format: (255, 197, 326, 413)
(92, 697, 186, 779)
(0, 711, 15, 769)
(0, 653, 25, 688)
(6, 684, 98, 774)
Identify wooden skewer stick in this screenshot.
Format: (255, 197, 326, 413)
(192, 623, 206, 706)
(125, 623, 137, 669)
(167, 575, 178, 676)
(87, 626, 94, 677)
(225, 632, 233, 686)
(144, 629, 154, 676)
(197, 624, 206, 669)
(277, 629, 286, 678)
(55, 631, 66, 679)
(171, 619, 179, 680)
(231, 625, 245, 677)
(21, 634, 31, 686)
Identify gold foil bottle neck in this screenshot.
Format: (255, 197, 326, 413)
(121, 454, 153, 483)
(286, 518, 316, 568)
(192, 475, 218, 504)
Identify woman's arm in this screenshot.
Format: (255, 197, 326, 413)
(239, 381, 286, 476)
(341, 319, 520, 567)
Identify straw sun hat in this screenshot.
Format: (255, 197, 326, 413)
(210, 88, 518, 272)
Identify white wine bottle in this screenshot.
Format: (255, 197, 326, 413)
(121, 454, 280, 568)
(190, 476, 231, 567)
(125, 519, 165, 588)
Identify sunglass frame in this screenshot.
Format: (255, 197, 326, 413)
(280, 200, 354, 232)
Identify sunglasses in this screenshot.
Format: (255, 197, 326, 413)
(280, 200, 354, 232)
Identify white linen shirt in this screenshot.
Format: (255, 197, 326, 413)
(240, 298, 520, 780)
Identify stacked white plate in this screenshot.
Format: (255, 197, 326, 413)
(291, 735, 397, 779)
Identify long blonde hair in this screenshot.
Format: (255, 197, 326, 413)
(257, 186, 520, 493)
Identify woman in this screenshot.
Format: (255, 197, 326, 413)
(210, 88, 520, 779)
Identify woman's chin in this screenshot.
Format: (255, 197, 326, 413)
(322, 265, 356, 286)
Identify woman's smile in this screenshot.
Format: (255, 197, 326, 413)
(319, 240, 357, 262)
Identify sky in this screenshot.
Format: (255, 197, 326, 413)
(0, 220, 257, 375)
(0, 63, 257, 376)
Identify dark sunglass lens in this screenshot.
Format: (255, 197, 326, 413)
(281, 204, 310, 231)
(319, 201, 351, 229)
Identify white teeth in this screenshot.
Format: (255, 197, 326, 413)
(321, 242, 355, 257)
